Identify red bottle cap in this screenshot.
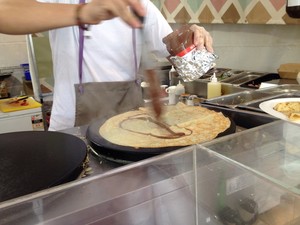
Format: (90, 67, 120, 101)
(176, 44, 196, 57)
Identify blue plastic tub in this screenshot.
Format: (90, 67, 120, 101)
(20, 63, 31, 81)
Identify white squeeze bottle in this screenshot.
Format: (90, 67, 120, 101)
(175, 81, 185, 103)
(207, 73, 221, 99)
(169, 66, 177, 86)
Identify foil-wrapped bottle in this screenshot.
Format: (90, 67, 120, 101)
(163, 25, 195, 57)
(163, 25, 217, 82)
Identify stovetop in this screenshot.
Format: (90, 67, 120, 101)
(60, 126, 123, 178)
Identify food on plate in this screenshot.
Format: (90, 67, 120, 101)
(273, 102, 300, 121)
(99, 102, 231, 148)
(289, 112, 300, 121)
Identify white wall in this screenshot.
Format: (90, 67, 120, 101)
(0, 24, 300, 73)
(0, 34, 28, 68)
(205, 24, 300, 73)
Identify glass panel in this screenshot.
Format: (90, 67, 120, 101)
(0, 146, 197, 225)
(195, 146, 300, 225)
(1, 135, 300, 225)
(204, 120, 300, 194)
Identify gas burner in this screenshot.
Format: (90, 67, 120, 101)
(89, 146, 132, 165)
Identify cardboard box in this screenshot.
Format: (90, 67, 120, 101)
(278, 63, 300, 79)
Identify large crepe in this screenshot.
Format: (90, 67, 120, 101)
(99, 103, 231, 148)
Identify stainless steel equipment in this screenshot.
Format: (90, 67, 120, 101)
(203, 89, 274, 108)
(0, 121, 300, 225)
(183, 81, 248, 98)
(169, 68, 282, 100)
(203, 84, 300, 114)
(221, 72, 265, 85)
(238, 92, 300, 113)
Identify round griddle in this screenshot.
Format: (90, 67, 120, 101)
(0, 131, 87, 202)
(86, 114, 235, 163)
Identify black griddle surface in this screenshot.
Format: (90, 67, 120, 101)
(0, 131, 87, 202)
(86, 113, 235, 163)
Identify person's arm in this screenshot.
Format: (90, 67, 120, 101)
(0, 0, 145, 34)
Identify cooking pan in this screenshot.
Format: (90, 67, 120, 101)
(86, 112, 235, 163)
(0, 131, 87, 202)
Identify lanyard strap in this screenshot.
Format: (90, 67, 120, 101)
(132, 29, 139, 81)
(78, 0, 85, 94)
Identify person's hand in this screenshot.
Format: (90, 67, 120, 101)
(80, 0, 145, 28)
(190, 24, 213, 53)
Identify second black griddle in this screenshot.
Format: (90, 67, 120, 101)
(0, 131, 87, 203)
(86, 112, 235, 163)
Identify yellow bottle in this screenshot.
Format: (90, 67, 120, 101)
(207, 73, 221, 99)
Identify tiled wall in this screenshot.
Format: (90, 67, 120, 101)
(0, 23, 299, 73)
(0, 34, 28, 68)
(154, 0, 300, 24)
(201, 24, 300, 72)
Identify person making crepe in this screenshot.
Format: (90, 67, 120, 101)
(41, 0, 214, 131)
(1, 0, 214, 131)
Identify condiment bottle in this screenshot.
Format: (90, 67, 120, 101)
(207, 73, 221, 99)
(286, 0, 300, 18)
(169, 66, 177, 86)
(175, 81, 185, 103)
(166, 86, 177, 105)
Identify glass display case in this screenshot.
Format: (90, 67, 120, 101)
(0, 120, 300, 225)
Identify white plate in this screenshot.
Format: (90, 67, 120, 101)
(259, 98, 300, 124)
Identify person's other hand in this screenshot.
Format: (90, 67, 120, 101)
(80, 0, 145, 28)
(190, 24, 213, 53)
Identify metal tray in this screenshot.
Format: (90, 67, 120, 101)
(237, 92, 300, 113)
(200, 68, 245, 81)
(258, 84, 300, 93)
(221, 72, 266, 85)
(240, 73, 280, 89)
(203, 90, 274, 108)
(204, 84, 300, 108)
